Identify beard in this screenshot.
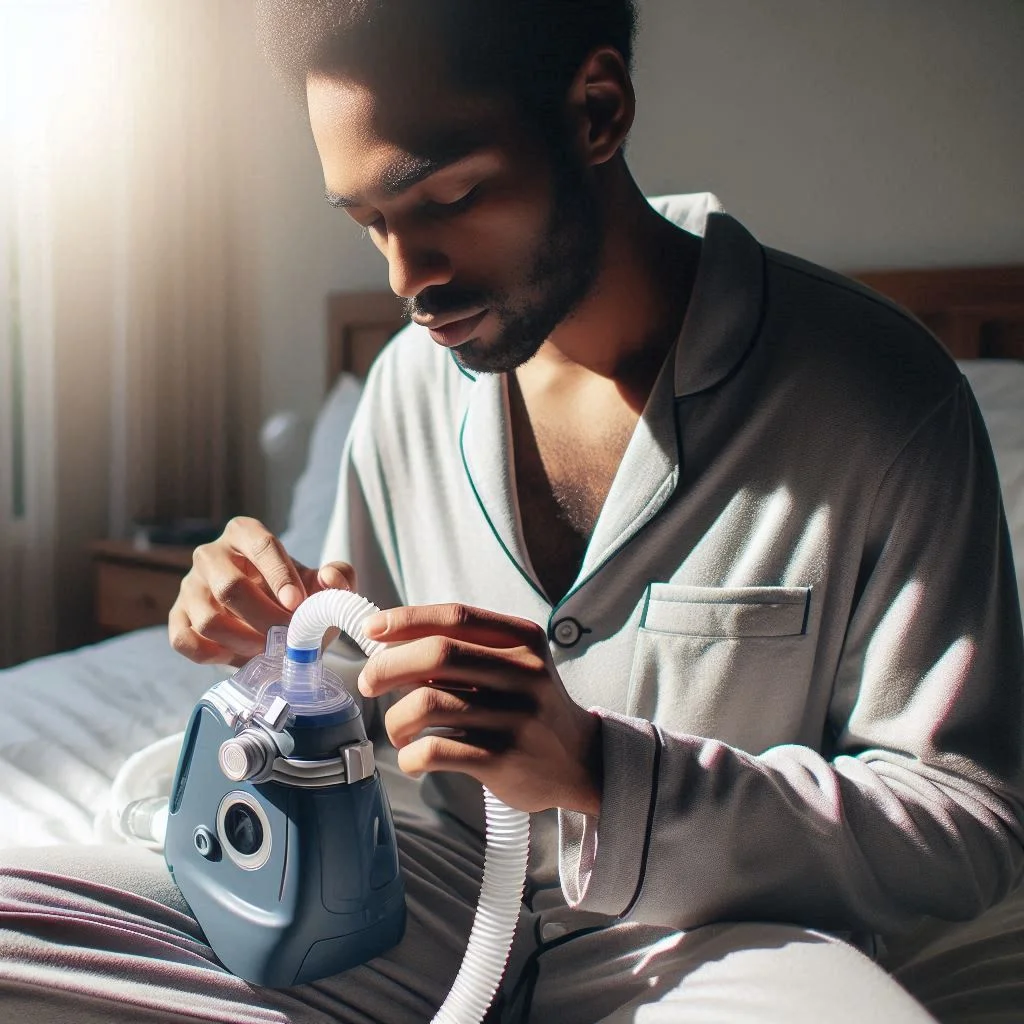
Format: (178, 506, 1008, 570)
(404, 146, 603, 374)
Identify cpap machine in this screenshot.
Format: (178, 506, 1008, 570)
(127, 590, 530, 1024)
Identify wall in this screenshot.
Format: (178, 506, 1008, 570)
(224, 4, 392, 529)
(630, 0, 1024, 269)
(226, 0, 1024, 528)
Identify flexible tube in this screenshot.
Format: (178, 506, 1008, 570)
(287, 590, 530, 1024)
(110, 731, 184, 849)
(285, 589, 387, 661)
(432, 788, 529, 1024)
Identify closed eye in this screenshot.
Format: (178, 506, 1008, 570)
(421, 184, 481, 218)
(346, 211, 385, 238)
(347, 183, 481, 239)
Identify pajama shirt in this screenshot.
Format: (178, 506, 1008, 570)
(0, 193, 1020, 1023)
(323, 192, 1023, 943)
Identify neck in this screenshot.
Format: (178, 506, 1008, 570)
(519, 162, 700, 408)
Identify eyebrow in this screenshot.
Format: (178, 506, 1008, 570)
(324, 136, 484, 209)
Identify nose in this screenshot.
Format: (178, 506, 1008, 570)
(385, 229, 452, 299)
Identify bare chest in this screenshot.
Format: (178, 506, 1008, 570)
(510, 397, 637, 603)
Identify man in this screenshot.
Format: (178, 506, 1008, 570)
(0, 2, 1021, 1022)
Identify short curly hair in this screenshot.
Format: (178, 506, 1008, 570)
(255, 0, 640, 133)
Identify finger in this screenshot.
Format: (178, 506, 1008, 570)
(358, 636, 546, 698)
(189, 548, 293, 635)
(185, 595, 268, 659)
(296, 560, 357, 596)
(318, 561, 358, 591)
(396, 734, 498, 781)
(362, 603, 542, 650)
(169, 606, 247, 667)
(222, 516, 306, 611)
(384, 686, 527, 749)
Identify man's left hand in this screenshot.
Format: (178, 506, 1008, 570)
(358, 603, 602, 816)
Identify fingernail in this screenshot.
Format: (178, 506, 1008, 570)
(363, 612, 388, 637)
(357, 671, 371, 696)
(278, 583, 303, 611)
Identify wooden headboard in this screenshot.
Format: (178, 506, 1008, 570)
(326, 290, 407, 386)
(852, 265, 1024, 361)
(326, 265, 1024, 386)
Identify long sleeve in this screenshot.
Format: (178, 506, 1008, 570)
(560, 376, 1024, 937)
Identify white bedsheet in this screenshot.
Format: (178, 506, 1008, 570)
(0, 627, 223, 847)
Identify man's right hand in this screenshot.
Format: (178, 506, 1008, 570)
(168, 516, 357, 667)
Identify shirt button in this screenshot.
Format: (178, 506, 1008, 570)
(551, 617, 584, 648)
(541, 921, 570, 942)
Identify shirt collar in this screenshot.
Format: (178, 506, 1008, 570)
(647, 193, 766, 398)
(451, 192, 766, 399)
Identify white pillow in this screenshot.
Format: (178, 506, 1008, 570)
(958, 359, 1024, 611)
(280, 372, 364, 567)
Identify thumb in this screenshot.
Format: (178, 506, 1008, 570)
(311, 561, 358, 594)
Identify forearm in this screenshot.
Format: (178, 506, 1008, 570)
(560, 711, 1024, 934)
(560, 378, 1024, 936)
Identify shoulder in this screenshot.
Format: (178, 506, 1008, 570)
(365, 320, 465, 395)
(759, 247, 963, 439)
(348, 321, 472, 458)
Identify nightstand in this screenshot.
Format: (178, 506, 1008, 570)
(90, 540, 195, 636)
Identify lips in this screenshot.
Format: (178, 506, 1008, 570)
(420, 309, 488, 348)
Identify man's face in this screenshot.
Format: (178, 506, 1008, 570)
(307, 70, 602, 373)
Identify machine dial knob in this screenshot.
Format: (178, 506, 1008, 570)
(218, 731, 273, 782)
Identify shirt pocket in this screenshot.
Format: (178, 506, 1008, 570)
(626, 584, 815, 751)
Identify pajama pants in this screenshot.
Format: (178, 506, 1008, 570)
(2, 793, 1021, 1024)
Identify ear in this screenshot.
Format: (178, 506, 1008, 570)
(564, 46, 636, 167)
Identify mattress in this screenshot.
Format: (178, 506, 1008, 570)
(0, 627, 222, 847)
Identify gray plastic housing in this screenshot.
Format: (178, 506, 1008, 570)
(164, 659, 405, 987)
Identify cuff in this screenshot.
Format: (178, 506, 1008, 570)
(558, 709, 660, 917)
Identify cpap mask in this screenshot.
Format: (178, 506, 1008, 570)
(152, 590, 530, 1024)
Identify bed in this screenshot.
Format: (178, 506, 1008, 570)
(0, 243, 1021, 857)
(0, 291, 407, 848)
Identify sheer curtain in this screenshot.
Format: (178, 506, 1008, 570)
(1, 1, 243, 665)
